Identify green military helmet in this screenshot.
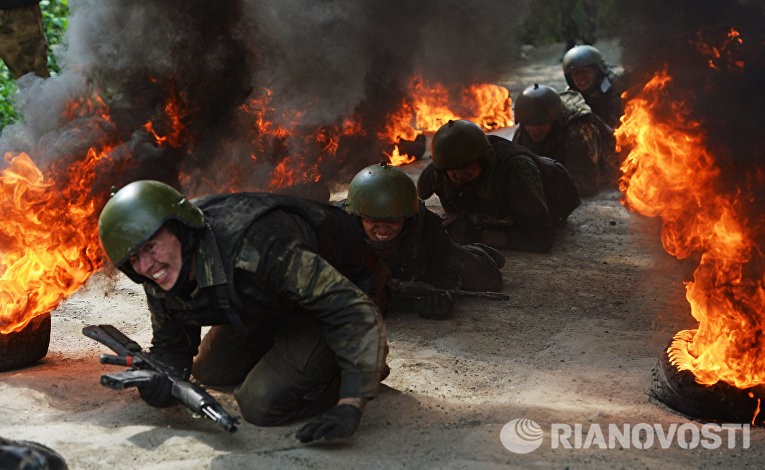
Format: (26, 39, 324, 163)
(430, 119, 492, 170)
(347, 163, 419, 220)
(98, 180, 204, 267)
(513, 84, 563, 125)
(562, 44, 608, 76)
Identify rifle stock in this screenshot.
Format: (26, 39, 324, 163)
(83, 324, 239, 433)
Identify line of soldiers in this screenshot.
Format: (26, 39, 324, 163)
(94, 44, 624, 445)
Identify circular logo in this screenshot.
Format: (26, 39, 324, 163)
(500, 418, 544, 454)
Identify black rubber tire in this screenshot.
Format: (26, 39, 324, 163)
(0, 313, 51, 371)
(0, 436, 68, 470)
(647, 342, 765, 424)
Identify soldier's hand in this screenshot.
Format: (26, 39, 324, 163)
(137, 371, 176, 408)
(418, 291, 454, 320)
(295, 404, 363, 443)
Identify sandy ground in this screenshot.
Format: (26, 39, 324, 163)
(2, 40, 763, 469)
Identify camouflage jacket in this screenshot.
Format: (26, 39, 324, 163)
(367, 203, 468, 289)
(513, 90, 616, 197)
(143, 193, 390, 399)
(568, 67, 625, 129)
(417, 136, 555, 253)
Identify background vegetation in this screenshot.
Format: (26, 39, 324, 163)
(0, 0, 69, 128)
(517, 0, 620, 46)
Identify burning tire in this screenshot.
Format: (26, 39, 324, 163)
(0, 313, 51, 371)
(647, 341, 765, 424)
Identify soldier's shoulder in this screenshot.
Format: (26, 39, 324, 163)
(488, 134, 534, 159)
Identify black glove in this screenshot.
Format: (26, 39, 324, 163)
(418, 291, 454, 319)
(295, 404, 362, 443)
(391, 280, 455, 319)
(137, 371, 176, 408)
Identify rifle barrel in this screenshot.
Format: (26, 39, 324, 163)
(450, 289, 510, 300)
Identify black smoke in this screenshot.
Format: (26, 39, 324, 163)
(0, 0, 528, 200)
(614, 0, 765, 173)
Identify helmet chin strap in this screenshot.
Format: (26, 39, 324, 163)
(166, 248, 196, 296)
(166, 225, 200, 297)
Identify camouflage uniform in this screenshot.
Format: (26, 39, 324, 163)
(566, 67, 625, 130)
(0, 0, 49, 79)
(360, 202, 504, 317)
(142, 193, 390, 426)
(418, 135, 579, 253)
(373, 202, 502, 292)
(513, 90, 617, 197)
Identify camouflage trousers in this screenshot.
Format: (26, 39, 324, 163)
(191, 314, 341, 426)
(0, 4, 49, 79)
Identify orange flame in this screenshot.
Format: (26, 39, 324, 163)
(0, 85, 191, 334)
(143, 85, 185, 147)
(0, 150, 110, 333)
(267, 157, 321, 191)
(690, 28, 745, 73)
(385, 146, 415, 167)
(617, 69, 764, 388)
(382, 77, 514, 140)
(380, 76, 514, 164)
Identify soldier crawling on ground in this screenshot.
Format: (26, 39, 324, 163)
(512, 83, 618, 197)
(561, 44, 625, 129)
(417, 119, 580, 253)
(97, 180, 392, 443)
(342, 162, 505, 319)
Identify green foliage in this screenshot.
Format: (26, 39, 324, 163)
(40, 0, 68, 73)
(0, 67, 20, 125)
(517, 0, 619, 46)
(517, 0, 565, 46)
(0, 0, 70, 129)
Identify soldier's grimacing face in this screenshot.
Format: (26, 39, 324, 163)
(361, 218, 405, 242)
(571, 66, 597, 91)
(446, 159, 482, 186)
(129, 227, 183, 291)
(525, 122, 553, 143)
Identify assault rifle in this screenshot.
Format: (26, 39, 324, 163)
(392, 280, 510, 301)
(82, 324, 239, 433)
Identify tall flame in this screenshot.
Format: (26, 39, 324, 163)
(0, 88, 187, 334)
(0, 150, 108, 333)
(617, 68, 764, 389)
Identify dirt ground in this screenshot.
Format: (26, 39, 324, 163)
(1, 40, 762, 469)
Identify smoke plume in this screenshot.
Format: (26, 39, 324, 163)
(1, 0, 528, 199)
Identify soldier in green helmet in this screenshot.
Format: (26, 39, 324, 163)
(417, 119, 580, 253)
(562, 44, 625, 129)
(98, 180, 392, 443)
(342, 163, 505, 319)
(512, 83, 618, 197)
